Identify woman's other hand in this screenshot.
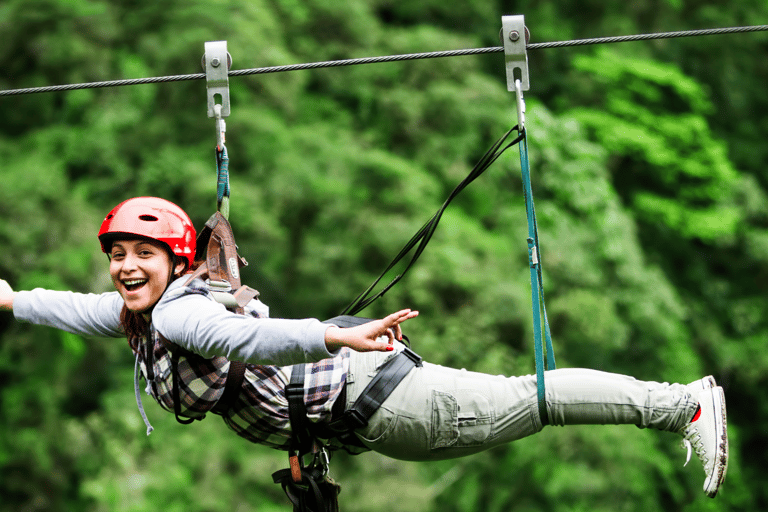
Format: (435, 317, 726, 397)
(0, 279, 16, 312)
(324, 309, 419, 353)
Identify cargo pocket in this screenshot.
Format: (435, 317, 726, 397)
(431, 389, 493, 450)
(431, 390, 459, 449)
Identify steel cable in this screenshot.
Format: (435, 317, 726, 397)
(1, 24, 767, 97)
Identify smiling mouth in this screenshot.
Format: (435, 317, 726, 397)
(123, 279, 148, 292)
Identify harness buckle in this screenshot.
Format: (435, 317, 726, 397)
(401, 346, 423, 366)
(334, 409, 369, 431)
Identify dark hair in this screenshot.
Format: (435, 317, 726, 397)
(120, 255, 200, 346)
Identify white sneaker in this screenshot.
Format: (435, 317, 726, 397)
(687, 375, 716, 392)
(678, 379, 728, 498)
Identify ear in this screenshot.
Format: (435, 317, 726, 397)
(173, 258, 188, 277)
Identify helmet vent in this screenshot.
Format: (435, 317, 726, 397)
(139, 215, 159, 222)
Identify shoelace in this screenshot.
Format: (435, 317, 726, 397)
(680, 425, 707, 468)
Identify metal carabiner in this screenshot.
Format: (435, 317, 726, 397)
(515, 78, 526, 132)
(312, 446, 331, 478)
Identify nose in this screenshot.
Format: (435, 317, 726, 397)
(119, 252, 140, 273)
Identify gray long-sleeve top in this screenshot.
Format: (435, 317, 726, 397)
(13, 277, 337, 365)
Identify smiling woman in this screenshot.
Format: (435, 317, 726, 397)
(108, 239, 186, 313)
(0, 196, 729, 501)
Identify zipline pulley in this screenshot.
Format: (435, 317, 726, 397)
(204, 41, 233, 218)
(501, 15, 530, 93)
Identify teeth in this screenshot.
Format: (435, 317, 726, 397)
(124, 279, 147, 286)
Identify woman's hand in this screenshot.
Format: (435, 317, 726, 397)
(324, 309, 419, 353)
(0, 279, 15, 312)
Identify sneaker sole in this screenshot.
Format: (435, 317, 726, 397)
(703, 386, 728, 498)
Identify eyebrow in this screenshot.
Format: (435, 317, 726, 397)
(110, 241, 157, 252)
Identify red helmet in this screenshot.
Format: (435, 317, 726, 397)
(98, 197, 196, 266)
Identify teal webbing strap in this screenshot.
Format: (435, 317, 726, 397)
(518, 128, 556, 426)
(216, 144, 230, 219)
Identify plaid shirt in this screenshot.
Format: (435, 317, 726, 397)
(133, 325, 350, 450)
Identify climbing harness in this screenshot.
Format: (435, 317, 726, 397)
(274, 315, 423, 512)
(148, 211, 257, 427)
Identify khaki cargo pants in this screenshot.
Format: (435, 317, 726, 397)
(343, 344, 698, 461)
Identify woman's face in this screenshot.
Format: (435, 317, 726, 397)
(109, 239, 184, 312)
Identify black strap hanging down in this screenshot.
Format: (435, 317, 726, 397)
(170, 349, 197, 425)
(287, 364, 312, 453)
(340, 128, 524, 316)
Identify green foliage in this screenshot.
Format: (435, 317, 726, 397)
(568, 48, 741, 242)
(1, 1, 767, 511)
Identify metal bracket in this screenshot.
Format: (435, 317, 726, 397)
(204, 41, 231, 118)
(501, 15, 529, 92)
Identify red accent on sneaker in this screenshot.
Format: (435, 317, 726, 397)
(691, 405, 702, 423)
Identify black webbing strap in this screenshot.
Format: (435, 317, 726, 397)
(272, 465, 341, 512)
(340, 128, 524, 316)
(287, 364, 312, 453)
(327, 347, 422, 434)
(170, 348, 196, 425)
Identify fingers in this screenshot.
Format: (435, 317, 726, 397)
(385, 309, 419, 326)
(382, 309, 417, 343)
(334, 309, 418, 354)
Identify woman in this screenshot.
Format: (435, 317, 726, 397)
(0, 197, 728, 498)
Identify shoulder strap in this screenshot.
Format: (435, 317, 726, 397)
(185, 211, 260, 312)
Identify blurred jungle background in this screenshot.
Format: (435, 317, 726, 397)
(1, 1, 767, 511)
